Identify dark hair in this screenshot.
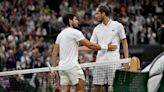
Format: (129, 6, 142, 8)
(62, 14, 75, 26)
(97, 5, 111, 16)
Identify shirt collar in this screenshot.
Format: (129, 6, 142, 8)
(101, 19, 112, 26)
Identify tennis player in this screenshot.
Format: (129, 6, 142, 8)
(91, 5, 129, 92)
(51, 14, 117, 92)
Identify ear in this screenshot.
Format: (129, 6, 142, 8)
(69, 19, 71, 23)
(102, 12, 106, 17)
(69, 19, 72, 25)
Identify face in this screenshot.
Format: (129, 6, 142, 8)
(70, 16, 79, 27)
(95, 8, 103, 22)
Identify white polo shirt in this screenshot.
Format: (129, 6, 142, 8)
(55, 27, 85, 69)
(90, 19, 126, 61)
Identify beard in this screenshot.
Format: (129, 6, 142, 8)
(73, 26, 80, 29)
(97, 17, 103, 23)
(73, 25, 80, 30)
(97, 20, 102, 23)
(72, 23, 81, 30)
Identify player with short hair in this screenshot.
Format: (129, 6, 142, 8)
(91, 5, 129, 92)
(51, 13, 117, 92)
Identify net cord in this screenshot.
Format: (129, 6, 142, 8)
(0, 58, 131, 76)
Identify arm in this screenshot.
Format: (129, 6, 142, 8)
(118, 22, 129, 58)
(79, 39, 101, 51)
(77, 29, 116, 51)
(121, 38, 129, 69)
(51, 44, 59, 67)
(121, 39, 129, 58)
(79, 46, 92, 52)
(79, 39, 117, 51)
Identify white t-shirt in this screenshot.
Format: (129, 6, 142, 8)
(90, 19, 126, 61)
(56, 27, 85, 69)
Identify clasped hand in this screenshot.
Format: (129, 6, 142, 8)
(108, 42, 117, 51)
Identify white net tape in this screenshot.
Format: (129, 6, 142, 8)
(0, 58, 131, 76)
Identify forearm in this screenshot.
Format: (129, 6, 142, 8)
(86, 43, 101, 51)
(79, 39, 101, 51)
(79, 46, 93, 52)
(51, 54, 58, 67)
(122, 39, 129, 58)
(79, 39, 114, 51)
(51, 44, 59, 67)
(123, 47, 129, 58)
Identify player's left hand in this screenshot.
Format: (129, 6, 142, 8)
(122, 63, 130, 70)
(107, 42, 117, 51)
(50, 71, 58, 79)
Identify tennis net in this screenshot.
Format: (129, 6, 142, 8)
(0, 58, 131, 92)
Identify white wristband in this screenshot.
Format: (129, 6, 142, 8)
(100, 44, 108, 50)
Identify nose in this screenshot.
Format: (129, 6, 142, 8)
(76, 20, 79, 24)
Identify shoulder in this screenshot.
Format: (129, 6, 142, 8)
(111, 20, 124, 30)
(71, 28, 83, 35)
(72, 28, 81, 32)
(57, 30, 63, 37)
(69, 28, 84, 38)
(93, 23, 102, 32)
(112, 20, 123, 27)
(60, 27, 79, 35)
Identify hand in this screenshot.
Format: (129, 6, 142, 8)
(108, 43, 117, 51)
(50, 71, 58, 79)
(122, 63, 130, 70)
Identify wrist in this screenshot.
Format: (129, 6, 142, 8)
(100, 44, 108, 50)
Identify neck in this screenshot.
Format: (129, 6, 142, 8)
(66, 25, 72, 28)
(102, 17, 110, 25)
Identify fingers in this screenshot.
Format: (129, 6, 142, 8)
(122, 63, 130, 70)
(108, 44, 117, 51)
(50, 71, 58, 79)
(111, 45, 117, 50)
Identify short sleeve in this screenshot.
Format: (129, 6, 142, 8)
(90, 29, 98, 43)
(55, 35, 60, 44)
(73, 30, 85, 42)
(118, 23, 126, 40)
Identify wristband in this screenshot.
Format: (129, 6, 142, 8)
(100, 44, 108, 50)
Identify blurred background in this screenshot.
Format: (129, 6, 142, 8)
(0, 0, 164, 92)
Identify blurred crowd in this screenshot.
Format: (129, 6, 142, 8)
(0, 0, 164, 91)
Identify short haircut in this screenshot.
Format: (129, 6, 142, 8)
(62, 14, 75, 26)
(97, 5, 111, 16)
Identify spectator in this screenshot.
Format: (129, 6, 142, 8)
(157, 22, 164, 44)
(6, 50, 16, 70)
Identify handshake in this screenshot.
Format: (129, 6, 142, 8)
(101, 42, 117, 51)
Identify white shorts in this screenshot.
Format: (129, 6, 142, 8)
(92, 62, 121, 85)
(59, 65, 85, 85)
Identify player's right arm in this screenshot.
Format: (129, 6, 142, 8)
(79, 39, 101, 51)
(75, 29, 116, 51)
(79, 39, 117, 51)
(50, 43, 59, 78)
(51, 34, 60, 67)
(79, 28, 117, 51)
(51, 43, 59, 67)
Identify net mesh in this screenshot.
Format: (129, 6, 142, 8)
(113, 70, 149, 92)
(159, 72, 164, 92)
(0, 59, 131, 92)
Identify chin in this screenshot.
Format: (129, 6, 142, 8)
(73, 24, 79, 27)
(98, 20, 102, 22)
(73, 26, 80, 30)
